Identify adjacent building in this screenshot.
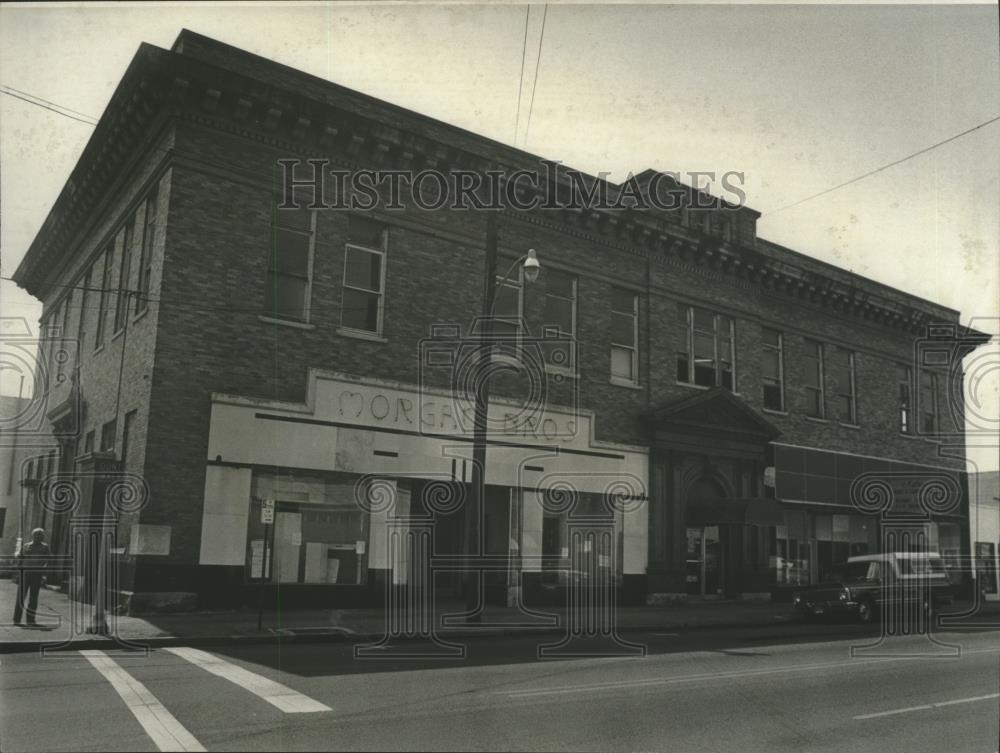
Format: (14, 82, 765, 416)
(0, 389, 59, 572)
(11, 30, 988, 610)
(971, 470, 1000, 601)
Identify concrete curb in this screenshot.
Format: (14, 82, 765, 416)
(6, 607, 994, 654)
(0, 615, 833, 654)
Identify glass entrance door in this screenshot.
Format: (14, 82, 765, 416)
(685, 525, 722, 596)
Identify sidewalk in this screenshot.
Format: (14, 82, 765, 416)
(2, 579, 998, 653)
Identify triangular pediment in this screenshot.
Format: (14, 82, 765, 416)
(648, 388, 780, 440)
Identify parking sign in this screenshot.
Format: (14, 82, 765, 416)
(261, 497, 275, 524)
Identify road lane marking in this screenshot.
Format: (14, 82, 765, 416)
(165, 647, 331, 713)
(80, 650, 205, 753)
(854, 704, 934, 719)
(501, 657, 907, 698)
(498, 646, 1000, 699)
(855, 692, 1000, 720)
(933, 693, 1000, 707)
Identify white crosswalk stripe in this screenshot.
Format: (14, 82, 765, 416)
(80, 650, 206, 752)
(165, 646, 331, 713)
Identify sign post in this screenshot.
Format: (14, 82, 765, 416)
(258, 498, 275, 632)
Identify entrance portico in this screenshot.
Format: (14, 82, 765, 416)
(645, 388, 782, 602)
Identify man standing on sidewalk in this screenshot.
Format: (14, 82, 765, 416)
(13, 528, 51, 626)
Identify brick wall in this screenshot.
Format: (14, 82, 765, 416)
(25, 135, 175, 588)
(123, 115, 966, 578)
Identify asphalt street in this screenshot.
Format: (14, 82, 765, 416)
(1, 623, 998, 752)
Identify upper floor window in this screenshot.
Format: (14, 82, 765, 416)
(100, 419, 116, 452)
(897, 365, 912, 434)
(542, 268, 577, 371)
(121, 410, 137, 466)
(135, 185, 159, 315)
(43, 299, 69, 390)
(677, 305, 735, 390)
(57, 292, 72, 382)
(341, 216, 387, 335)
(610, 288, 639, 383)
(803, 339, 825, 418)
(920, 370, 938, 434)
(77, 267, 91, 351)
(831, 348, 857, 424)
(761, 328, 784, 411)
(95, 243, 114, 348)
(114, 222, 134, 333)
(265, 202, 314, 323)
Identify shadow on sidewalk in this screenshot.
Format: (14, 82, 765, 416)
(199, 618, 1000, 680)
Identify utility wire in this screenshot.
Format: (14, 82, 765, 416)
(1, 85, 99, 122)
(513, 5, 531, 143)
(0, 86, 98, 126)
(762, 115, 1000, 217)
(522, 3, 548, 148)
(1, 82, 176, 161)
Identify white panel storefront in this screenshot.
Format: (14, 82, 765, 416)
(199, 370, 649, 589)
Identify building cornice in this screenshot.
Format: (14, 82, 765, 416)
(14, 32, 987, 345)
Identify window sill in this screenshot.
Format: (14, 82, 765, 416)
(545, 365, 579, 380)
(676, 381, 740, 396)
(676, 381, 710, 390)
(259, 315, 315, 331)
(133, 308, 150, 326)
(610, 377, 643, 390)
(804, 415, 828, 424)
(93, 344, 105, 356)
(336, 327, 387, 343)
(838, 422, 861, 430)
(111, 327, 126, 343)
(899, 432, 920, 440)
(762, 407, 788, 416)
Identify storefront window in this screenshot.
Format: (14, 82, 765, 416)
(975, 542, 998, 595)
(935, 521, 963, 578)
(541, 511, 563, 587)
(772, 509, 876, 586)
(247, 472, 369, 585)
(540, 489, 619, 588)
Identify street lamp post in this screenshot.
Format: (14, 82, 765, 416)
(464, 212, 539, 621)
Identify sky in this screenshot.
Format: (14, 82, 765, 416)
(1, 1, 998, 470)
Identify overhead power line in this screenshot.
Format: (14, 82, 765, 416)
(0, 85, 98, 125)
(522, 3, 548, 148)
(513, 6, 531, 143)
(762, 115, 1000, 217)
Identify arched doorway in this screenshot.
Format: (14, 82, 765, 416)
(685, 477, 727, 597)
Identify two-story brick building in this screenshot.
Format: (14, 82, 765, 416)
(11, 30, 987, 610)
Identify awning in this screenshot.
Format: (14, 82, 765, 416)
(686, 497, 786, 526)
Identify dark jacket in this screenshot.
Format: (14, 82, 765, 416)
(16, 541, 51, 581)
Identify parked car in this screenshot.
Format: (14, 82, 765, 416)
(792, 552, 954, 623)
